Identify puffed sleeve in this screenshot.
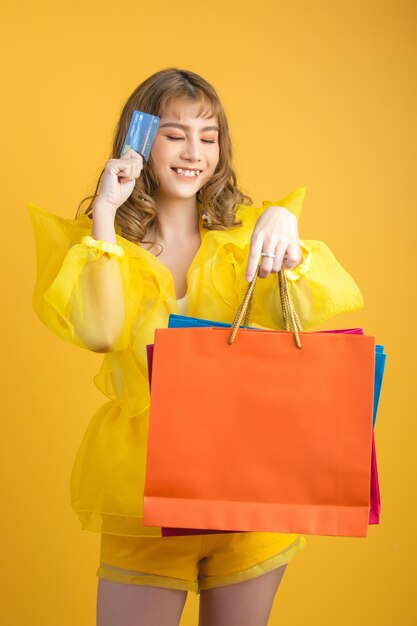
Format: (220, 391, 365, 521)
(28, 203, 144, 352)
(236, 186, 305, 224)
(233, 187, 364, 329)
(261, 185, 306, 220)
(248, 239, 364, 330)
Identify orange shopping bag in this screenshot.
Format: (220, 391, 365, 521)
(143, 269, 375, 537)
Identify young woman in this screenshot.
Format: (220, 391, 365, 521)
(29, 68, 363, 626)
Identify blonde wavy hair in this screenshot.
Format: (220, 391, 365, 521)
(76, 68, 252, 244)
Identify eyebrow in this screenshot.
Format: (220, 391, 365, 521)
(159, 122, 219, 132)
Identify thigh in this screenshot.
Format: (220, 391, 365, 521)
(198, 564, 287, 626)
(97, 576, 188, 626)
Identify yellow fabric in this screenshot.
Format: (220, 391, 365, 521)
(97, 531, 307, 594)
(28, 186, 364, 538)
(81, 235, 125, 258)
(261, 184, 306, 220)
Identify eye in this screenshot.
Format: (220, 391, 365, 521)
(166, 135, 216, 143)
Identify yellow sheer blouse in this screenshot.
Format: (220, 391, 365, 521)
(28, 186, 363, 537)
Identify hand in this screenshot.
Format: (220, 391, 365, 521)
(94, 149, 144, 215)
(245, 206, 302, 282)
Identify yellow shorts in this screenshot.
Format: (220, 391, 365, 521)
(97, 532, 307, 594)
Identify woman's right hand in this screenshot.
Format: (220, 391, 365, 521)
(94, 149, 144, 215)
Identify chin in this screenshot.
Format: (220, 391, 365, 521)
(162, 184, 202, 200)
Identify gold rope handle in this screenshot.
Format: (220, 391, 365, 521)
(278, 269, 303, 337)
(229, 265, 303, 348)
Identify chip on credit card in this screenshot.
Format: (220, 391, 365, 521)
(120, 110, 160, 161)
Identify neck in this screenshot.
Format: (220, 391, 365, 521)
(152, 192, 200, 244)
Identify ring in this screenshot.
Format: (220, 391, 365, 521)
(261, 251, 276, 258)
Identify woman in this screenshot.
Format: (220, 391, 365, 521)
(29, 68, 363, 625)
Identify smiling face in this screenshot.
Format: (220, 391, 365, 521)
(150, 97, 220, 202)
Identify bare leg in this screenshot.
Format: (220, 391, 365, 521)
(198, 564, 287, 626)
(97, 572, 188, 626)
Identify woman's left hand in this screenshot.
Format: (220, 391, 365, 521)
(245, 206, 302, 282)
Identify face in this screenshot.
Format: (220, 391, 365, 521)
(150, 98, 220, 201)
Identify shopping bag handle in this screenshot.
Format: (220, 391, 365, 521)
(229, 265, 303, 348)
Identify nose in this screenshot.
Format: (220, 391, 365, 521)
(181, 134, 202, 163)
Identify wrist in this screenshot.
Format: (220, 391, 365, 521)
(92, 198, 117, 219)
(92, 200, 117, 243)
(266, 205, 297, 220)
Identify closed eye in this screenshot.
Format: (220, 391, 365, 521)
(167, 136, 216, 143)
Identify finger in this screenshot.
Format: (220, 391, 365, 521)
(256, 235, 279, 277)
(125, 151, 144, 177)
(258, 245, 277, 278)
(270, 241, 289, 273)
(118, 163, 136, 181)
(133, 152, 144, 169)
(282, 241, 302, 269)
(246, 232, 264, 281)
(108, 159, 137, 182)
(132, 159, 142, 178)
(121, 148, 143, 162)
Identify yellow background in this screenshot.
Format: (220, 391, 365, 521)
(1, 0, 416, 623)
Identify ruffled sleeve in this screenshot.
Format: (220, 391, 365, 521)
(28, 203, 144, 352)
(247, 239, 364, 330)
(219, 187, 364, 329)
(235, 186, 305, 225)
(261, 185, 306, 220)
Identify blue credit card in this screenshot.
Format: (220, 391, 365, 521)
(120, 110, 160, 161)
